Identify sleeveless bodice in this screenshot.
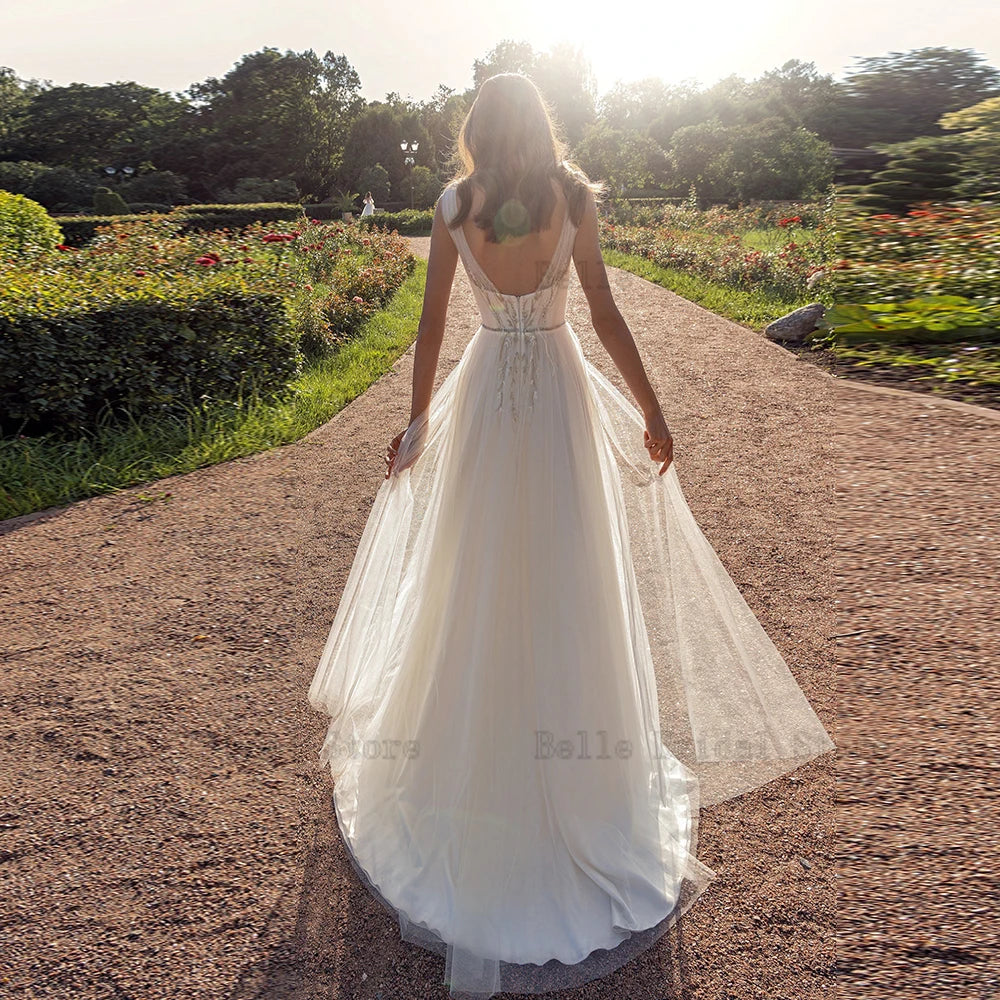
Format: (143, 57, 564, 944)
(442, 184, 579, 421)
(442, 184, 577, 334)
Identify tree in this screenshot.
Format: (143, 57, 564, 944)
(337, 104, 431, 201)
(855, 142, 963, 213)
(471, 40, 597, 146)
(0, 67, 46, 155)
(669, 117, 833, 204)
(9, 81, 188, 171)
(356, 163, 391, 203)
(823, 47, 1000, 147)
(400, 165, 442, 209)
(572, 122, 670, 195)
(939, 96, 1000, 197)
(184, 48, 364, 201)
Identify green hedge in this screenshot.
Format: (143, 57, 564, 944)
(358, 208, 434, 235)
(55, 202, 308, 247)
(0, 271, 303, 435)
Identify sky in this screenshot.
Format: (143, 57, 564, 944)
(1, 0, 998, 103)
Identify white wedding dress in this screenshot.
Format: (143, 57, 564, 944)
(308, 182, 834, 997)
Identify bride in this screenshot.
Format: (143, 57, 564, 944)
(308, 72, 834, 998)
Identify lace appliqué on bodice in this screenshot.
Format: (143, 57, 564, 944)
(444, 184, 578, 423)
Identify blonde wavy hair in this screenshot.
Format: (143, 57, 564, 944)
(446, 72, 605, 243)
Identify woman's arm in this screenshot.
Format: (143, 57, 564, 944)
(385, 195, 458, 478)
(571, 187, 674, 474)
(408, 196, 459, 424)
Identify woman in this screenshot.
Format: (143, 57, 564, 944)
(308, 73, 833, 997)
(360, 190, 375, 217)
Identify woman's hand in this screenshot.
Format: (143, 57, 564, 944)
(384, 430, 406, 479)
(385, 417, 428, 479)
(643, 409, 674, 475)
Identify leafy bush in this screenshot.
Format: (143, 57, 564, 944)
(216, 177, 300, 205)
(118, 169, 189, 206)
(817, 200, 1000, 303)
(127, 202, 173, 214)
(92, 186, 132, 215)
(0, 214, 415, 434)
(0, 191, 64, 258)
(855, 144, 963, 214)
(599, 201, 831, 302)
(358, 208, 434, 235)
(817, 296, 1000, 346)
(166, 202, 306, 232)
(0, 271, 302, 435)
(55, 202, 309, 246)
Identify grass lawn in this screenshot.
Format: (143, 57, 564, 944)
(602, 248, 807, 331)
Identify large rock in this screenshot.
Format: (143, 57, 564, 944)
(765, 302, 825, 344)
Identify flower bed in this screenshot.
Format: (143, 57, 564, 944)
(818, 202, 1000, 305)
(600, 214, 825, 303)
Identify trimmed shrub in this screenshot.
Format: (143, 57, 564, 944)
(127, 202, 173, 214)
(92, 186, 132, 215)
(358, 208, 434, 235)
(54, 202, 309, 246)
(856, 145, 963, 214)
(0, 191, 64, 258)
(0, 271, 303, 435)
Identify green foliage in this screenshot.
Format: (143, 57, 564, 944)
(0, 272, 303, 433)
(818, 200, 1000, 302)
(826, 46, 1000, 147)
(667, 117, 834, 203)
(217, 176, 301, 204)
(817, 296, 1000, 346)
(399, 166, 442, 209)
(358, 208, 435, 235)
(0, 213, 415, 435)
(332, 189, 360, 213)
(126, 202, 173, 214)
(855, 144, 963, 213)
(0, 260, 427, 519)
(1, 162, 96, 212)
(55, 202, 308, 246)
(118, 169, 188, 206)
(92, 185, 131, 215)
(356, 163, 391, 203)
(574, 122, 670, 196)
(0, 190, 63, 257)
(600, 198, 831, 301)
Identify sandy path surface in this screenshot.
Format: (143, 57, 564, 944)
(2, 235, 994, 998)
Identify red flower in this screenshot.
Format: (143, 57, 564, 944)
(352, 295, 364, 304)
(55, 244, 75, 251)
(195, 255, 217, 266)
(134, 268, 147, 276)
(311, 219, 323, 226)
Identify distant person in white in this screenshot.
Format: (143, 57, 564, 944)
(361, 191, 375, 217)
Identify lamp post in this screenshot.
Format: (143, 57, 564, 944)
(102, 165, 135, 185)
(400, 140, 419, 210)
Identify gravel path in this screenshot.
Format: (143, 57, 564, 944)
(1, 236, 994, 999)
